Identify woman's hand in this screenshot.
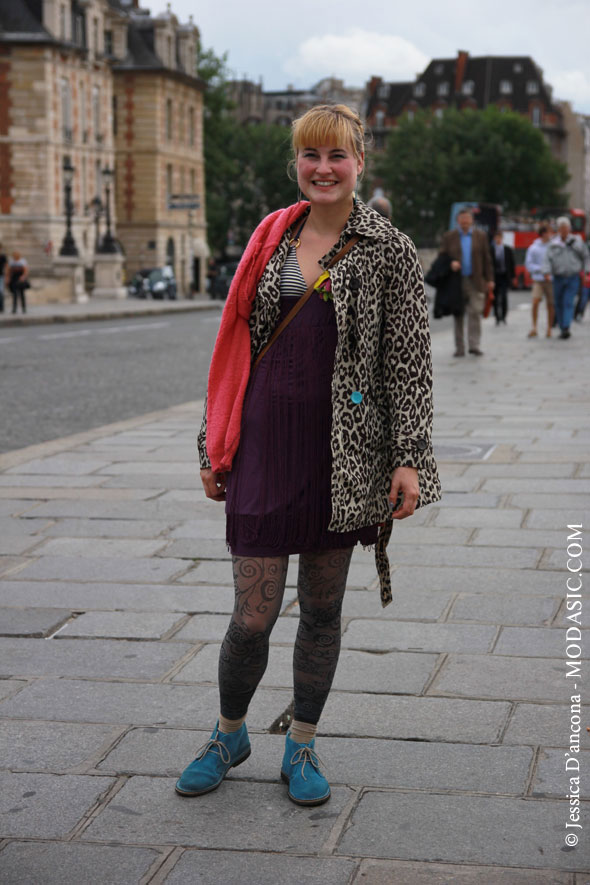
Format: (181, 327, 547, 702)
(388, 466, 419, 519)
(200, 467, 227, 502)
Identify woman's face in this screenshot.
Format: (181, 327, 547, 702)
(297, 142, 363, 208)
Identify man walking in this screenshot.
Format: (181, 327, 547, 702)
(490, 230, 514, 325)
(542, 217, 588, 339)
(525, 223, 554, 338)
(440, 209, 494, 356)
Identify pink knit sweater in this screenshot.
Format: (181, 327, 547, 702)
(206, 201, 309, 472)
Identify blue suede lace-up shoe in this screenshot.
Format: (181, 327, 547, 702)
(280, 732, 330, 806)
(175, 721, 250, 797)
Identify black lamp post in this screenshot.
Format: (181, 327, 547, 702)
(59, 157, 78, 256)
(99, 166, 118, 253)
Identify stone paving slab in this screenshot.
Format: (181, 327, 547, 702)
(34, 537, 168, 557)
(447, 594, 559, 626)
(494, 627, 589, 659)
(526, 509, 590, 529)
(462, 462, 577, 478)
(5, 455, 112, 475)
(56, 611, 186, 640)
(40, 518, 176, 538)
(431, 654, 570, 702)
(0, 581, 246, 614)
(0, 535, 44, 555)
(168, 519, 227, 540)
(381, 543, 542, 569)
(98, 729, 531, 793)
(341, 587, 454, 620)
(353, 858, 575, 884)
(0, 771, 115, 838)
(0, 474, 106, 488)
(0, 607, 71, 637)
(163, 851, 357, 885)
(342, 619, 496, 653)
(532, 748, 590, 799)
(82, 776, 355, 849)
(0, 680, 28, 701)
(11, 555, 190, 583)
(173, 642, 438, 695)
(0, 637, 194, 680)
(431, 507, 524, 527)
(470, 528, 565, 548)
(390, 566, 559, 595)
(433, 493, 501, 508)
(318, 693, 509, 742)
(160, 538, 231, 560)
(0, 720, 122, 771)
(173, 614, 298, 643)
(0, 516, 53, 534)
(0, 842, 162, 885)
(0, 679, 292, 729)
(337, 791, 590, 870)
(503, 704, 590, 747)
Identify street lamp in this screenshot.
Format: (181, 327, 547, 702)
(59, 157, 78, 256)
(99, 165, 118, 253)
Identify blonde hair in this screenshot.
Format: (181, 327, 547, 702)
(291, 104, 365, 161)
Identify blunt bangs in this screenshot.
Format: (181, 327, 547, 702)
(292, 105, 363, 158)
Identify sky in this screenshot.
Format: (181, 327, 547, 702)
(149, 0, 590, 114)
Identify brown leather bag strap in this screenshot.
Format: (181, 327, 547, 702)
(253, 234, 361, 371)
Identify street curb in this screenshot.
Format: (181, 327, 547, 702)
(0, 399, 204, 470)
(0, 300, 222, 328)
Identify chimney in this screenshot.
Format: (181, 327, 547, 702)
(454, 50, 469, 94)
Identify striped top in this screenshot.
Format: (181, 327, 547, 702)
(279, 246, 308, 298)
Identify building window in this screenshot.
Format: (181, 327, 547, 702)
(104, 30, 113, 56)
(434, 63, 444, 75)
(375, 109, 385, 127)
(178, 104, 185, 142)
(513, 62, 523, 73)
(414, 82, 426, 98)
(377, 83, 389, 100)
(95, 159, 102, 198)
(437, 82, 449, 96)
(166, 163, 173, 204)
(73, 12, 85, 47)
(167, 35, 173, 67)
(166, 98, 173, 140)
(92, 85, 101, 141)
(531, 106, 541, 127)
(61, 77, 72, 142)
(434, 107, 444, 119)
(188, 106, 195, 146)
(60, 4, 67, 39)
(406, 109, 415, 121)
(80, 82, 87, 142)
(112, 95, 117, 136)
(499, 80, 512, 94)
(180, 166, 185, 192)
(526, 80, 539, 94)
(190, 168, 195, 195)
(462, 80, 474, 95)
(93, 17, 99, 54)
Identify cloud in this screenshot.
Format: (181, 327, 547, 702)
(283, 29, 429, 87)
(549, 69, 590, 112)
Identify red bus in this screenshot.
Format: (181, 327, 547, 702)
(500, 208, 587, 289)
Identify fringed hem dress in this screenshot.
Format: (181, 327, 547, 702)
(225, 242, 379, 556)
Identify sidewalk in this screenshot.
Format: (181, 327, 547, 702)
(0, 295, 222, 327)
(0, 303, 589, 884)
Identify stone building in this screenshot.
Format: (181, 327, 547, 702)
(228, 77, 363, 128)
(0, 0, 207, 300)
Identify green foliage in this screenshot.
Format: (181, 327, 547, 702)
(375, 106, 569, 245)
(196, 44, 295, 257)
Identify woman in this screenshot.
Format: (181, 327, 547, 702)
(176, 104, 441, 806)
(7, 250, 28, 314)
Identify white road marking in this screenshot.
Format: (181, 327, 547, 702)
(38, 321, 170, 340)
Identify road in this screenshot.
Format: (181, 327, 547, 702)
(0, 312, 222, 453)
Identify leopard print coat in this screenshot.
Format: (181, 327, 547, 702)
(198, 201, 441, 605)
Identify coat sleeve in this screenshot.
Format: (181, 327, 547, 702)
(382, 233, 435, 472)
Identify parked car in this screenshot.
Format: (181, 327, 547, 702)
(127, 267, 177, 300)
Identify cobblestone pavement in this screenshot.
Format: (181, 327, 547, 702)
(1, 303, 589, 884)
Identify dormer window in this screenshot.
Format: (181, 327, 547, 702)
(531, 106, 541, 127)
(414, 82, 426, 98)
(437, 81, 449, 96)
(499, 80, 513, 94)
(526, 80, 539, 94)
(434, 63, 444, 75)
(377, 84, 389, 100)
(513, 63, 523, 73)
(375, 110, 385, 127)
(462, 80, 474, 95)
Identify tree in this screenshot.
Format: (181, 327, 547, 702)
(196, 45, 295, 257)
(375, 106, 569, 245)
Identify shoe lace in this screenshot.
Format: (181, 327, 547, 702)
(195, 735, 230, 765)
(289, 745, 326, 781)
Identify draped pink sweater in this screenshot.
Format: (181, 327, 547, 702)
(206, 201, 309, 473)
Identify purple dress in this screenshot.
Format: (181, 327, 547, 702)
(225, 247, 378, 556)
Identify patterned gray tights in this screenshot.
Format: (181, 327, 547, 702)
(218, 549, 353, 724)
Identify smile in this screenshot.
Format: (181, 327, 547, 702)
(312, 181, 338, 187)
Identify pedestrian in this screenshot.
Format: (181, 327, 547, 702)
(542, 217, 588, 339)
(574, 269, 590, 323)
(176, 104, 441, 807)
(525, 223, 554, 338)
(0, 242, 7, 312)
(490, 231, 514, 325)
(439, 209, 494, 357)
(6, 250, 29, 314)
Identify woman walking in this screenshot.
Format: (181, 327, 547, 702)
(176, 104, 440, 806)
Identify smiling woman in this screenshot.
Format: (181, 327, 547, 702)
(176, 103, 440, 809)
